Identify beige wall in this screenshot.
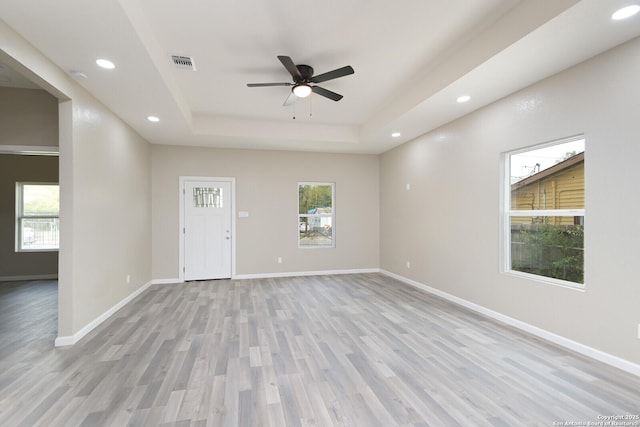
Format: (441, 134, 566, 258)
(152, 146, 379, 279)
(69, 89, 152, 333)
(0, 87, 58, 147)
(1, 20, 152, 338)
(0, 154, 58, 279)
(380, 37, 640, 364)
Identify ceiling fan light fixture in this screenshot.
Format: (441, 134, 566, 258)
(293, 84, 312, 98)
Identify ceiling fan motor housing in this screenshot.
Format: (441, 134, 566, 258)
(296, 65, 314, 82)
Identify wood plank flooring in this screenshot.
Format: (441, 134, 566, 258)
(0, 274, 639, 426)
(0, 279, 57, 371)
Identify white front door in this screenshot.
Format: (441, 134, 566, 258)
(183, 180, 232, 280)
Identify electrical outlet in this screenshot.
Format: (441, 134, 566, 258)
(277, 257, 283, 264)
(406, 261, 411, 269)
(126, 274, 131, 284)
(637, 323, 640, 339)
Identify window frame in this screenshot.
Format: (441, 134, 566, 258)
(297, 182, 336, 249)
(15, 181, 60, 252)
(502, 136, 585, 289)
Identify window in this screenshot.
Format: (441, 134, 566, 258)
(16, 182, 59, 251)
(193, 187, 222, 208)
(504, 137, 585, 286)
(298, 182, 335, 248)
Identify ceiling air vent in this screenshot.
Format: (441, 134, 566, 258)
(170, 55, 196, 71)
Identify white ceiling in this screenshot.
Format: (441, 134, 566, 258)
(1, 0, 639, 154)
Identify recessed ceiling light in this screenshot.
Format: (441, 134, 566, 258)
(147, 116, 160, 122)
(456, 95, 471, 103)
(391, 132, 401, 138)
(96, 59, 115, 69)
(612, 4, 640, 20)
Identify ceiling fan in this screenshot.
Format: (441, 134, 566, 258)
(247, 55, 354, 104)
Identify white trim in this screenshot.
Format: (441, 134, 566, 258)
(505, 269, 585, 291)
(152, 278, 183, 285)
(502, 150, 511, 273)
(54, 280, 153, 347)
(0, 145, 59, 155)
(380, 269, 640, 378)
(153, 269, 379, 282)
(179, 176, 236, 282)
(0, 274, 58, 282)
(508, 134, 585, 156)
(234, 268, 379, 280)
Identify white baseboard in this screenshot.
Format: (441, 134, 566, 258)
(234, 268, 380, 280)
(151, 269, 379, 284)
(55, 280, 153, 347)
(380, 269, 640, 378)
(152, 278, 182, 285)
(0, 274, 58, 282)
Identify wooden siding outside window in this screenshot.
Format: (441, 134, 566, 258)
(511, 153, 584, 225)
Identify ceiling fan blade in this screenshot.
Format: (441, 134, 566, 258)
(283, 92, 295, 107)
(311, 65, 354, 83)
(247, 82, 292, 87)
(277, 55, 302, 81)
(312, 86, 343, 101)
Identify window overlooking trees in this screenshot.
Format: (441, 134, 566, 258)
(16, 182, 59, 251)
(504, 137, 585, 286)
(298, 183, 335, 248)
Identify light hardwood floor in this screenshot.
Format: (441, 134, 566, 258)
(0, 274, 639, 426)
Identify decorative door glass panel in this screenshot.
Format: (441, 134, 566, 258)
(193, 187, 222, 208)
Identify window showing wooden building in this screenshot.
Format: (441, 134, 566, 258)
(511, 152, 584, 225)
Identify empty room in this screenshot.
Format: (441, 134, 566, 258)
(1, 0, 639, 426)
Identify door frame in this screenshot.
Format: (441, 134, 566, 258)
(178, 176, 236, 282)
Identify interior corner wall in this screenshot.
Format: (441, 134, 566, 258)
(151, 146, 379, 280)
(0, 154, 59, 279)
(380, 36, 640, 364)
(1, 20, 153, 338)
